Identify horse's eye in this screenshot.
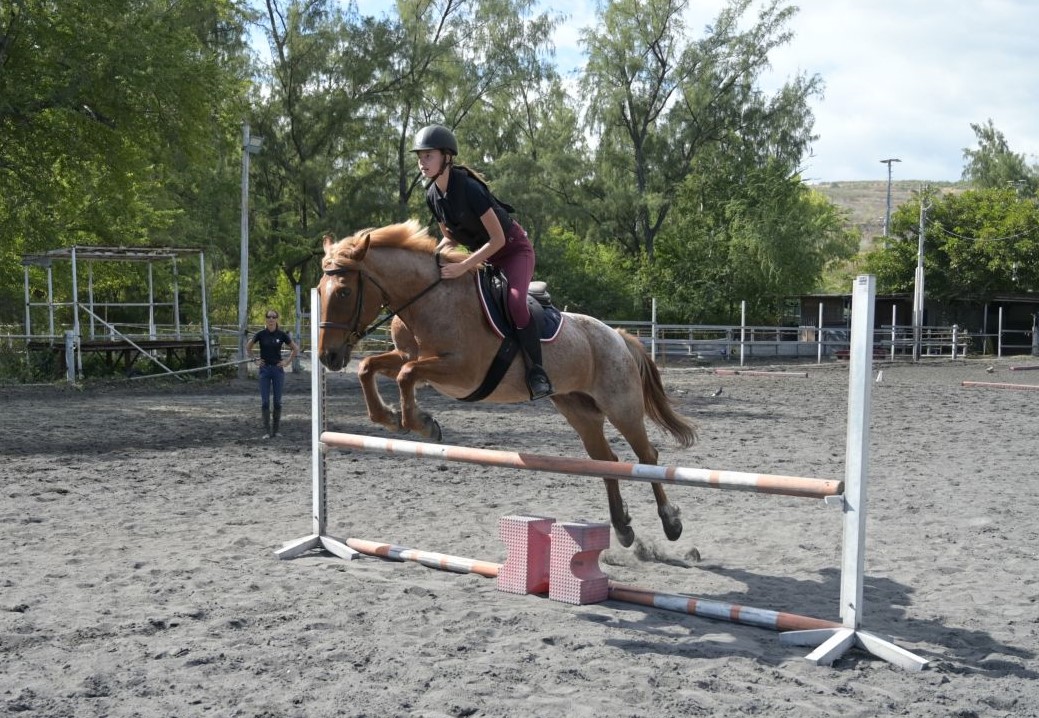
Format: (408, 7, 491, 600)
(337, 287, 352, 299)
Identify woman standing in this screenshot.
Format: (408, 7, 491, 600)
(245, 309, 300, 437)
(412, 123, 552, 400)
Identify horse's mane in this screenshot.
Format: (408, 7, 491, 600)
(329, 220, 465, 264)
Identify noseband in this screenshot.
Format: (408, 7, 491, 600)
(320, 252, 444, 347)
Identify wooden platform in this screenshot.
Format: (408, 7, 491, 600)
(28, 337, 208, 376)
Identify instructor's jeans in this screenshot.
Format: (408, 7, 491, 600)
(258, 364, 285, 410)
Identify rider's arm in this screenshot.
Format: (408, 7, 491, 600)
(435, 223, 459, 253)
(456, 209, 506, 270)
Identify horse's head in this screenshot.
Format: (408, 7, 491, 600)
(317, 232, 385, 371)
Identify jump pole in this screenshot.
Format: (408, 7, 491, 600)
(320, 432, 843, 500)
(343, 537, 841, 633)
(274, 288, 357, 561)
(961, 380, 1039, 391)
(714, 369, 809, 378)
(778, 274, 928, 670)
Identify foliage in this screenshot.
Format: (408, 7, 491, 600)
(534, 228, 642, 319)
(0, 0, 251, 318)
(579, 0, 821, 262)
(862, 186, 1039, 302)
(1, 0, 911, 343)
(648, 154, 857, 324)
(961, 119, 1039, 196)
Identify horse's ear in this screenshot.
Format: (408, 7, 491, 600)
(322, 233, 335, 255)
(347, 233, 371, 262)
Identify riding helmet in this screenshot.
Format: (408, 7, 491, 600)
(411, 124, 458, 156)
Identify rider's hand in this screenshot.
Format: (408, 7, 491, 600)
(440, 261, 470, 280)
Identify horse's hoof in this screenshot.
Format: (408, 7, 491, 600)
(659, 505, 683, 541)
(615, 525, 635, 548)
(426, 419, 442, 443)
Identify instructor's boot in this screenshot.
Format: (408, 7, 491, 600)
(272, 406, 282, 437)
(262, 408, 271, 439)
(515, 322, 553, 400)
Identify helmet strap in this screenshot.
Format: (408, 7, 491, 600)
(424, 153, 452, 189)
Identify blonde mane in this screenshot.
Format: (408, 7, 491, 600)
(328, 220, 466, 265)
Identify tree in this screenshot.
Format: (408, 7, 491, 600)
(251, 0, 392, 294)
(580, 0, 820, 262)
(961, 119, 1039, 196)
(863, 187, 1039, 302)
(651, 153, 856, 323)
(0, 0, 250, 321)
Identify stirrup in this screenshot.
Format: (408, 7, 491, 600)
(527, 368, 553, 401)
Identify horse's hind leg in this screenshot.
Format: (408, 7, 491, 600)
(602, 399, 684, 543)
(550, 394, 636, 547)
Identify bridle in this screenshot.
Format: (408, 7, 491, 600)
(319, 252, 444, 347)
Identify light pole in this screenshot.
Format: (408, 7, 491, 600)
(880, 158, 901, 237)
(912, 187, 929, 362)
(238, 121, 264, 378)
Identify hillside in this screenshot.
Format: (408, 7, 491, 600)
(812, 179, 966, 247)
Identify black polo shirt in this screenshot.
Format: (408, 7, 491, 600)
(251, 328, 293, 365)
(425, 167, 514, 252)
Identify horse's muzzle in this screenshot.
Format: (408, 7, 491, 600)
(319, 345, 352, 372)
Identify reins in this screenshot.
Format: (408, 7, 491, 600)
(320, 251, 444, 346)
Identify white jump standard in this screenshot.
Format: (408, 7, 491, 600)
(278, 276, 930, 671)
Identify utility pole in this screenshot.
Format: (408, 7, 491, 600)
(912, 187, 929, 362)
(238, 122, 264, 378)
(880, 158, 901, 237)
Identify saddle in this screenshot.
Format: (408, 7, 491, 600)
(460, 266, 564, 402)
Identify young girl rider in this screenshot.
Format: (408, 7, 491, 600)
(411, 123, 553, 400)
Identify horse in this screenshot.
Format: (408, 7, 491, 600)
(317, 220, 697, 547)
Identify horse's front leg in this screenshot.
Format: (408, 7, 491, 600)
(395, 355, 465, 442)
(357, 350, 408, 433)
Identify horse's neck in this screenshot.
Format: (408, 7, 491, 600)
(369, 246, 477, 328)
(370, 247, 444, 305)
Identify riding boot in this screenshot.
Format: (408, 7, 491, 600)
(262, 408, 271, 439)
(515, 322, 553, 400)
(272, 406, 282, 437)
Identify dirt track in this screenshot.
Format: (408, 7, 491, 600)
(2, 358, 1037, 717)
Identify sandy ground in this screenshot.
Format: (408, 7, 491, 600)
(2, 356, 1038, 717)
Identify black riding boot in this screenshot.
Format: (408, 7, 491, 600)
(262, 408, 271, 438)
(515, 322, 553, 400)
(272, 406, 282, 437)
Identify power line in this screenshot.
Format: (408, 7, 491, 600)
(933, 223, 1036, 243)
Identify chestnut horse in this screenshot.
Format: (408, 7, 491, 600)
(317, 221, 696, 547)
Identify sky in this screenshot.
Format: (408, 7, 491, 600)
(350, 0, 1039, 184)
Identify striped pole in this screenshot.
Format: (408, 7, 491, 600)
(321, 432, 843, 500)
(1009, 365, 1039, 372)
(714, 369, 809, 378)
(962, 380, 1039, 391)
(607, 583, 840, 633)
(345, 536, 839, 633)
(345, 538, 500, 578)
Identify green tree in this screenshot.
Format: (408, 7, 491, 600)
(863, 187, 1039, 301)
(651, 155, 857, 323)
(961, 119, 1039, 195)
(0, 0, 250, 321)
(580, 0, 820, 262)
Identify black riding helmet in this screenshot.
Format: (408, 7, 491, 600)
(411, 124, 458, 156)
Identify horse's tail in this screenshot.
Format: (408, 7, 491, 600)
(618, 330, 697, 448)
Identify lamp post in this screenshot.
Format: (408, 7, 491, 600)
(880, 158, 901, 237)
(238, 122, 264, 378)
(912, 187, 929, 362)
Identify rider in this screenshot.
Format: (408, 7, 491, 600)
(412, 123, 553, 400)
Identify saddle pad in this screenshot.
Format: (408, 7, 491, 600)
(474, 272, 564, 341)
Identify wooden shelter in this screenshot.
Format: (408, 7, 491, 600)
(21, 246, 213, 378)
